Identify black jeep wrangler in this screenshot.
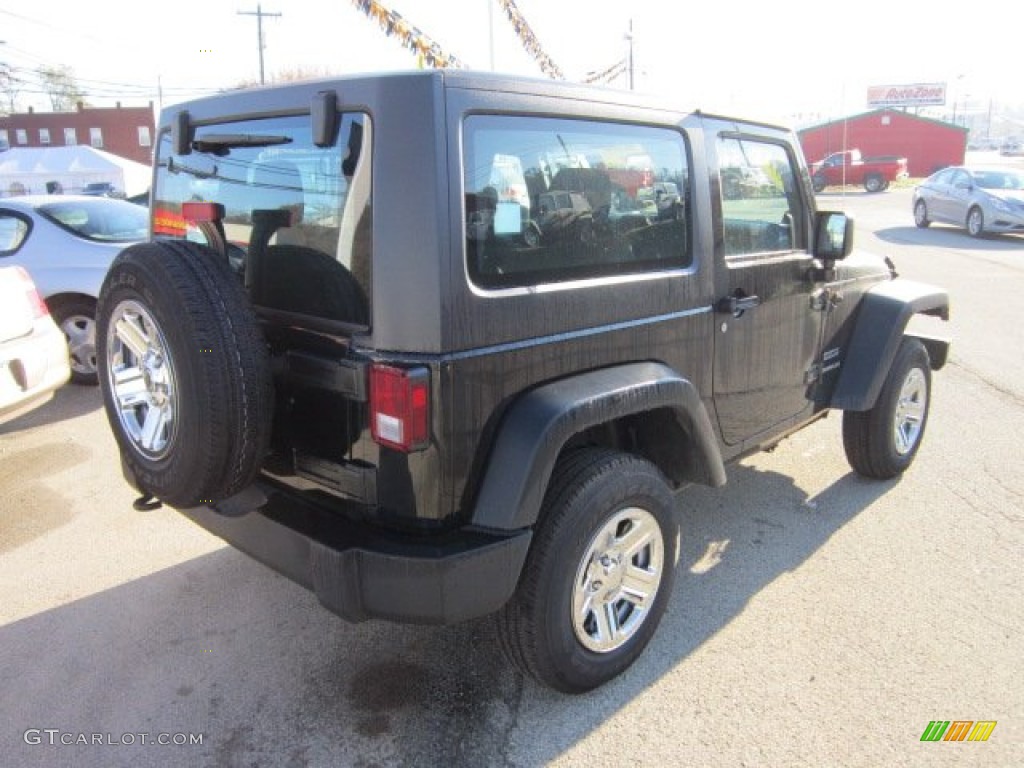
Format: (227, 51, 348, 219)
(96, 71, 949, 693)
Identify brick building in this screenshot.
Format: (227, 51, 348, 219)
(0, 102, 156, 166)
(798, 109, 967, 178)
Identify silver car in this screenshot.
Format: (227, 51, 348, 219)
(0, 266, 70, 423)
(913, 165, 1024, 238)
(0, 196, 148, 383)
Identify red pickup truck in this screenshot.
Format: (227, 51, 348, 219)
(810, 150, 908, 193)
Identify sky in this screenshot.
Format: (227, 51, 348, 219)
(1, 0, 1020, 129)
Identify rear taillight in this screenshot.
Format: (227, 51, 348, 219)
(181, 201, 225, 223)
(370, 364, 430, 452)
(15, 267, 49, 319)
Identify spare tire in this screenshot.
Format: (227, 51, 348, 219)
(97, 240, 273, 509)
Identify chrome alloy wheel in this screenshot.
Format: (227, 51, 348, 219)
(572, 506, 665, 654)
(60, 313, 97, 377)
(106, 300, 178, 458)
(893, 367, 927, 456)
(967, 207, 984, 237)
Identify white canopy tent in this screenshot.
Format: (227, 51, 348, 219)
(0, 146, 151, 198)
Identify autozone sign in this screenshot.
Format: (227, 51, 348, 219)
(867, 83, 947, 107)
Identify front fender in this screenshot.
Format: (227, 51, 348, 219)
(470, 361, 726, 532)
(831, 279, 950, 412)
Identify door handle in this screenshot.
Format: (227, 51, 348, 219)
(717, 293, 762, 316)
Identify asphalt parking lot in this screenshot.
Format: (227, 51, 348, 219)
(1, 186, 1021, 767)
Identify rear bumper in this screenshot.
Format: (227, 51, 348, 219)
(179, 479, 532, 625)
(0, 316, 70, 423)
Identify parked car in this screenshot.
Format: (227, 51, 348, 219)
(999, 139, 1024, 157)
(81, 181, 124, 198)
(0, 266, 70, 423)
(0, 196, 148, 383)
(966, 137, 1000, 151)
(913, 165, 1024, 238)
(93, 71, 949, 694)
(535, 190, 595, 243)
(810, 149, 909, 193)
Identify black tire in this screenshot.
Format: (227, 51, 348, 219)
(496, 448, 678, 693)
(523, 223, 541, 248)
(913, 199, 930, 228)
(812, 173, 827, 194)
(49, 296, 98, 385)
(966, 206, 985, 238)
(96, 241, 273, 509)
(256, 244, 368, 325)
(864, 174, 884, 193)
(843, 338, 931, 479)
(578, 219, 595, 244)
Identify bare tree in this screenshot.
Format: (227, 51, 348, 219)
(36, 65, 87, 111)
(0, 62, 19, 114)
(230, 66, 336, 91)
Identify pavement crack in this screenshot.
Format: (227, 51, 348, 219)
(947, 359, 1024, 407)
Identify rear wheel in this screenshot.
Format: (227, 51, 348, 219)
(50, 297, 98, 385)
(523, 223, 541, 248)
(913, 199, 930, 228)
(812, 173, 827, 194)
(497, 448, 678, 693)
(966, 206, 985, 237)
(97, 240, 273, 509)
(843, 338, 931, 479)
(864, 174, 884, 193)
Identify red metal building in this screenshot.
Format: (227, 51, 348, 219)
(798, 109, 967, 178)
(0, 102, 156, 166)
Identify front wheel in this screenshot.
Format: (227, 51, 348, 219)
(966, 206, 985, 237)
(843, 338, 931, 479)
(812, 173, 827, 194)
(913, 200, 930, 228)
(522, 223, 541, 248)
(497, 448, 678, 693)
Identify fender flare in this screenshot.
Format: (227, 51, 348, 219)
(470, 361, 726, 532)
(830, 280, 950, 412)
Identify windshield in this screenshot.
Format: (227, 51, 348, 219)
(38, 199, 148, 242)
(971, 169, 1024, 190)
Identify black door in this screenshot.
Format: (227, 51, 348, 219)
(710, 132, 823, 446)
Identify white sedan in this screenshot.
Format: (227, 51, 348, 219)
(0, 196, 148, 384)
(0, 266, 70, 423)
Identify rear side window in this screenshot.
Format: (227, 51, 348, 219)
(37, 200, 148, 242)
(463, 115, 690, 289)
(0, 214, 31, 254)
(153, 113, 372, 328)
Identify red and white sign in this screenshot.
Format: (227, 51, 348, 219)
(867, 83, 947, 108)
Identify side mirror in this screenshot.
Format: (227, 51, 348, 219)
(814, 210, 854, 262)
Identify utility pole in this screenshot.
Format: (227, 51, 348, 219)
(488, 0, 495, 71)
(625, 19, 634, 91)
(238, 4, 282, 85)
